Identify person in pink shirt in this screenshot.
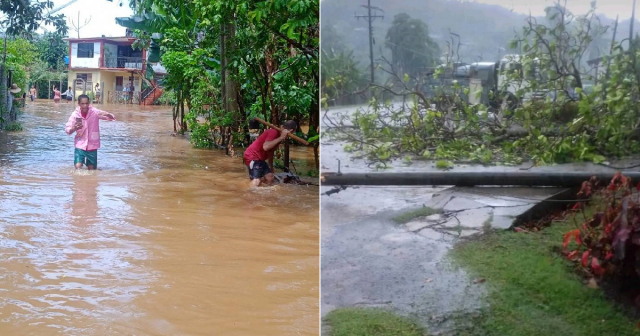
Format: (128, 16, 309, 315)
(53, 86, 61, 103)
(64, 94, 116, 170)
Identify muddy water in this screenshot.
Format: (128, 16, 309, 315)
(0, 101, 319, 335)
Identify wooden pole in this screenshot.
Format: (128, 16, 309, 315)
(253, 117, 309, 145)
(284, 141, 290, 172)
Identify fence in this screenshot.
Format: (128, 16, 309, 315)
(107, 91, 141, 104)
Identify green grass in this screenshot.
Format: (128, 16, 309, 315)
(325, 308, 426, 336)
(450, 206, 640, 336)
(392, 206, 442, 224)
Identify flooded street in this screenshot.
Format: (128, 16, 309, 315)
(0, 101, 319, 335)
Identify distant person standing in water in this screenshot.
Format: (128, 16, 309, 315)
(64, 94, 116, 170)
(29, 86, 36, 103)
(128, 82, 135, 104)
(52, 86, 61, 103)
(94, 83, 101, 103)
(243, 120, 296, 187)
(63, 87, 73, 103)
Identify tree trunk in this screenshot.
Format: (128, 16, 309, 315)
(0, 35, 7, 130)
(223, 21, 240, 155)
(220, 22, 227, 113)
(172, 105, 177, 133)
(180, 96, 186, 134)
(284, 141, 290, 172)
(237, 88, 250, 144)
(310, 96, 319, 170)
(309, 97, 319, 135)
(266, 35, 279, 125)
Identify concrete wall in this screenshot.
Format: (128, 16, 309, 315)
(68, 70, 102, 99)
(70, 42, 100, 68)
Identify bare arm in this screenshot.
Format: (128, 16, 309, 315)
(262, 130, 289, 152)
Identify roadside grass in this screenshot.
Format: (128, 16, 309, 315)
(392, 206, 442, 224)
(450, 205, 640, 336)
(324, 308, 426, 336)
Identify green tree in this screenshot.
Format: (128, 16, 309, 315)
(0, 1, 67, 37)
(328, 2, 640, 167)
(321, 25, 347, 54)
(118, 0, 319, 168)
(34, 32, 68, 70)
(321, 48, 367, 105)
(385, 13, 440, 78)
(0, 0, 67, 128)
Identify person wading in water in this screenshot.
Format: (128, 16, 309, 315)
(53, 86, 61, 103)
(64, 94, 116, 170)
(243, 120, 297, 187)
(29, 86, 36, 103)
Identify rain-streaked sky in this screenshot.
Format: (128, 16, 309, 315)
(319, 0, 640, 20)
(472, 0, 638, 19)
(42, 0, 134, 38)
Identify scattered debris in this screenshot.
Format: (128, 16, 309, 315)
(323, 185, 348, 196)
(274, 172, 318, 186)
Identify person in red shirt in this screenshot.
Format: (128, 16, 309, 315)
(244, 120, 297, 187)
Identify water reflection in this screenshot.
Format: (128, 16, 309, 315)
(69, 172, 99, 225)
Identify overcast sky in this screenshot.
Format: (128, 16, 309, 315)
(41, 0, 134, 38)
(470, 0, 639, 19)
(47, 0, 640, 38)
(320, 0, 640, 21)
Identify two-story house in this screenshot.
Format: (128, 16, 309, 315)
(65, 35, 166, 104)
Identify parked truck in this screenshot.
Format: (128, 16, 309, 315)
(422, 54, 548, 110)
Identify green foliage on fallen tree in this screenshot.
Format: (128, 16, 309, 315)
(325, 3, 640, 167)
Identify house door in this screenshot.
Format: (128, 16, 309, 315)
(116, 76, 123, 91)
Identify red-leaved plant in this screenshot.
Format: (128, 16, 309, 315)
(563, 173, 640, 279)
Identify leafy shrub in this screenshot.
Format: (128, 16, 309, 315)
(4, 121, 23, 131)
(563, 173, 640, 280)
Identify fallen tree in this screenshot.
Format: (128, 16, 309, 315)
(323, 2, 640, 168)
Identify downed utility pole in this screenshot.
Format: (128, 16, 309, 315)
(321, 172, 640, 187)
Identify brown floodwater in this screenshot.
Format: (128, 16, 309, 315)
(0, 101, 319, 335)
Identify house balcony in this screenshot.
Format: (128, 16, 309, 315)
(101, 56, 145, 70)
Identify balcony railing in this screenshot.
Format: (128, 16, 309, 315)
(102, 56, 145, 70)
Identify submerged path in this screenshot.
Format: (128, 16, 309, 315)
(0, 101, 319, 335)
(321, 105, 583, 335)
